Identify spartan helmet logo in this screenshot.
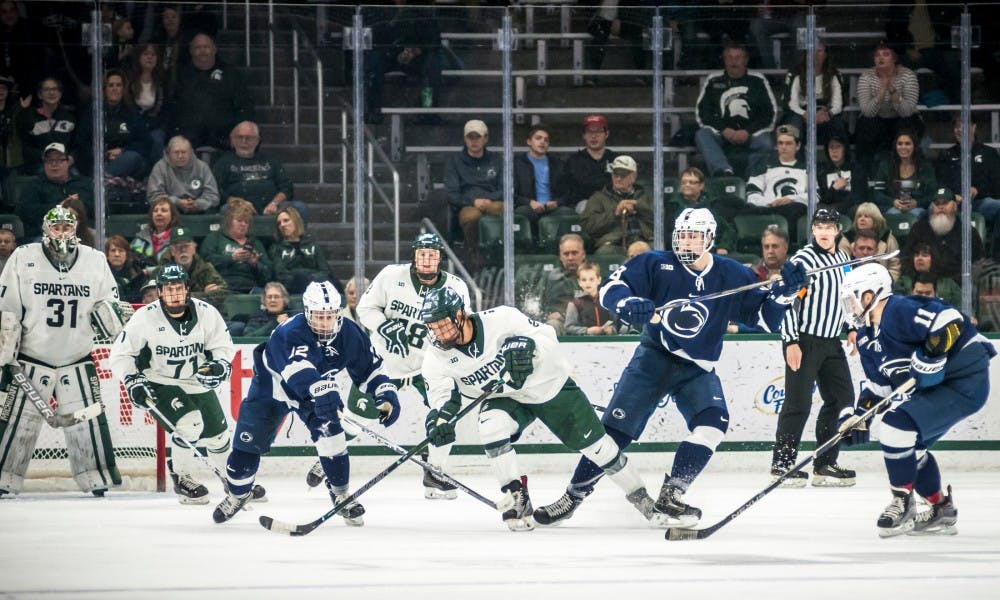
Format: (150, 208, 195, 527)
(722, 87, 751, 119)
(774, 177, 799, 198)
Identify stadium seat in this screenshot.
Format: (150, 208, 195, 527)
(223, 293, 262, 319)
(734, 213, 789, 254)
(706, 176, 745, 204)
(0, 213, 25, 240)
(662, 177, 681, 204)
(884, 212, 919, 243)
(179, 214, 222, 241)
(478, 214, 533, 261)
(537, 214, 585, 254)
(590, 253, 628, 278)
(105, 214, 145, 239)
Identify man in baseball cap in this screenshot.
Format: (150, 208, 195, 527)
(562, 114, 618, 210)
(445, 119, 503, 258)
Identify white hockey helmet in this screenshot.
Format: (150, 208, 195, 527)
(839, 263, 893, 328)
(302, 281, 343, 343)
(672, 207, 716, 265)
(42, 206, 79, 260)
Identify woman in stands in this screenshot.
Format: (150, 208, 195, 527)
(817, 134, 866, 216)
(77, 69, 150, 182)
(854, 41, 921, 171)
(870, 128, 936, 219)
(15, 76, 76, 174)
(105, 234, 147, 303)
(781, 41, 847, 146)
(240, 281, 294, 338)
(200, 197, 273, 294)
(131, 196, 180, 266)
(127, 43, 168, 159)
(837, 202, 901, 280)
(60, 196, 96, 248)
(268, 206, 334, 294)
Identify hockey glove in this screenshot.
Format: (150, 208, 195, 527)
(770, 262, 808, 305)
(500, 336, 536, 390)
(376, 318, 410, 357)
(910, 347, 946, 389)
(195, 359, 232, 389)
(310, 380, 344, 422)
(424, 398, 461, 446)
(124, 373, 157, 409)
(615, 296, 655, 327)
(374, 383, 401, 427)
(837, 389, 884, 446)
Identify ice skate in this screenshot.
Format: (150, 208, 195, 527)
(654, 477, 702, 527)
(811, 463, 856, 487)
(91, 489, 107, 497)
(422, 467, 458, 500)
(171, 472, 210, 505)
(771, 465, 808, 488)
(327, 482, 365, 527)
(306, 460, 325, 488)
(533, 491, 585, 526)
(877, 488, 916, 537)
(909, 486, 957, 536)
(249, 484, 268, 503)
(626, 487, 672, 528)
(213, 490, 251, 523)
(500, 477, 534, 532)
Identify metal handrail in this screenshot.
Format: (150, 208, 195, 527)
(420, 219, 483, 313)
(289, 26, 325, 184)
(366, 140, 401, 264)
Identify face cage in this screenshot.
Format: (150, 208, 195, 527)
(671, 229, 713, 266)
(43, 225, 79, 257)
(427, 314, 462, 349)
(839, 290, 870, 329)
(306, 308, 343, 343)
(158, 284, 190, 313)
(413, 250, 441, 283)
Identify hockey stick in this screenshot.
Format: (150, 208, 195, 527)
(665, 377, 916, 541)
(260, 379, 503, 536)
(340, 413, 505, 511)
(145, 401, 228, 486)
(9, 362, 102, 428)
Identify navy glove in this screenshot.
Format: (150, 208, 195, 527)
(424, 398, 461, 446)
(615, 296, 655, 327)
(770, 261, 808, 304)
(310, 381, 344, 422)
(910, 347, 946, 389)
(196, 359, 231, 389)
(377, 318, 410, 357)
(837, 406, 870, 446)
(374, 383, 401, 427)
(124, 373, 156, 409)
(500, 336, 535, 389)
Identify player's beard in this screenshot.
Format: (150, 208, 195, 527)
(929, 213, 956, 236)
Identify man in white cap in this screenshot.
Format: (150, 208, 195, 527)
(443, 119, 503, 256)
(580, 155, 653, 255)
(15, 142, 94, 240)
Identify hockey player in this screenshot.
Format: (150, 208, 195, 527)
(214, 281, 400, 525)
(838, 263, 995, 537)
(110, 264, 262, 505)
(0, 207, 124, 496)
(534, 207, 807, 527)
(419, 286, 670, 532)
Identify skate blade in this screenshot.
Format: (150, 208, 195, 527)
(811, 476, 856, 487)
(774, 477, 808, 489)
(177, 496, 210, 505)
(878, 520, 915, 538)
(342, 516, 365, 527)
(907, 524, 958, 536)
(647, 512, 698, 529)
(504, 517, 535, 532)
(423, 487, 458, 500)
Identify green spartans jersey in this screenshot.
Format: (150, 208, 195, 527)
(0, 244, 119, 367)
(110, 298, 236, 394)
(423, 306, 569, 409)
(357, 264, 471, 379)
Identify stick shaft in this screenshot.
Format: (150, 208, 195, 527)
(146, 402, 228, 485)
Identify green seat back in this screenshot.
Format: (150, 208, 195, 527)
(223, 293, 261, 319)
(537, 214, 585, 254)
(884, 212, 919, 243)
(734, 213, 789, 254)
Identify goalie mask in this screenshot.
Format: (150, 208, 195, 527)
(42, 206, 79, 262)
(156, 263, 190, 316)
(303, 281, 343, 343)
(412, 232, 443, 285)
(419, 286, 465, 349)
(672, 207, 716, 266)
(839, 263, 893, 328)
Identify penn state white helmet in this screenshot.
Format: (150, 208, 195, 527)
(672, 207, 716, 265)
(839, 263, 893, 328)
(302, 281, 343, 342)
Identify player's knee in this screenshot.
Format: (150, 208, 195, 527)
(226, 448, 260, 487)
(880, 410, 918, 449)
(174, 411, 205, 442)
(315, 432, 347, 457)
(478, 409, 517, 446)
(687, 407, 727, 450)
(580, 435, 623, 471)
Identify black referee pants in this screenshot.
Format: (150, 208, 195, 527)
(771, 334, 854, 471)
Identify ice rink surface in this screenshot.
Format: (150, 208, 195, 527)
(2, 466, 999, 600)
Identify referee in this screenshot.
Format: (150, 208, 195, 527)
(771, 208, 857, 487)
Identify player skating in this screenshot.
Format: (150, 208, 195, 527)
(214, 281, 400, 525)
(838, 263, 995, 537)
(419, 287, 670, 532)
(534, 207, 807, 527)
(0, 207, 125, 496)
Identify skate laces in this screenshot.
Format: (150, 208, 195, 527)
(547, 493, 577, 515)
(884, 495, 908, 519)
(176, 474, 202, 491)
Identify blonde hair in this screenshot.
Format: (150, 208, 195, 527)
(576, 261, 602, 279)
(853, 202, 888, 234)
(223, 197, 255, 231)
(274, 206, 305, 240)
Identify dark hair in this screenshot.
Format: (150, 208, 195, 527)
(527, 124, 551, 139)
(104, 68, 134, 106)
(681, 167, 705, 183)
(912, 270, 939, 291)
(792, 41, 837, 106)
(889, 128, 925, 184)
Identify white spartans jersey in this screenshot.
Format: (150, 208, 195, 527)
(423, 306, 569, 409)
(110, 299, 236, 394)
(358, 264, 471, 379)
(0, 244, 119, 367)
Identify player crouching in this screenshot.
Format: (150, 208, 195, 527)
(419, 288, 670, 532)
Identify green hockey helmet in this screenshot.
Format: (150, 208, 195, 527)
(156, 263, 190, 287)
(412, 232, 443, 284)
(41, 206, 79, 259)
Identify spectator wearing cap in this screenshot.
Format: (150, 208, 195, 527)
(695, 42, 777, 178)
(746, 124, 810, 240)
(935, 116, 1000, 229)
(15, 76, 77, 174)
(0, 73, 28, 178)
(579, 155, 653, 256)
(157, 225, 228, 308)
(513, 123, 571, 239)
(147, 135, 220, 214)
(902, 187, 984, 285)
(854, 41, 921, 172)
(15, 142, 94, 240)
(443, 119, 503, 252)
(559, 114, 618, 212)
(893, 242, 962, 309)
(818, 134, 866, 216)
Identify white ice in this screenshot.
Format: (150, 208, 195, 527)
(2, 459, 999, 600)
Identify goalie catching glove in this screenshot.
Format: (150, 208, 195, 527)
(500, 336, 535, 389)
(124, 373, 157, 409)
(196, 359, 232, 389)
(424, 397, 461, 446)
(90, 298, 127, 342)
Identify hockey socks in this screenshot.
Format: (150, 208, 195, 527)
(319, 453, 350, 492)
(914, 451, 943, 501)
(879, 410, 920, 489)
(566, 426, 632, 497)
(225, 448, 260, 496)
(670, 407, 727, 487)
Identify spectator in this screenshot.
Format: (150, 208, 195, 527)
(60, 196, 95, 248)
(903, 187, 984, 284)
(780, 41, 847, 146)
(666, 167, 736, 255)
(854, 41, 921, 171)
(935, 116, 1000, 228)
(268, 206, 333, 294)
(746, 124, 809, 240)
(909, 271, 938, 298)
(76, 69, 150, 181)
(200, 197, 272, 294)
(0, 227, 15, 274)
(750, 224, 789, 282)
(749, 1, 807, 70)
(342, 276, 369, 325)
(695, 42, 777, 177)
(513, 123, 572, 239)
(837, 202, 901, 280)
(626, 240, 651, 259)
(147, 135, 220, 213)
(883, 3, 961, 105)
(849, 229, 879, 259)
(559, 114, 618, 212)
(15, 77, 77, 174)
(15, 142, 93, 240)
(241, 281, 293, 338)
(0, 73, 27, 178)
(158, 225, 227, 308)
(580, 155, 653, 255)
(139, 278, 159, 305)
(893, 242, 962, 308)
(167, 32, 253, 151)
(871, 128, 935, 218)
(105, 235, 147, 303)
(131, 196, 180, 266)
(150, 5, 189, 89)
(126, 43, 169, 159)
(539, 233, 587, 333)
(106, 17, 136, 70)
(212, 120, 305, 219)
(817, 134, 866, 216)
(564, 262, 618, 336)
(443, 119, 502, 252)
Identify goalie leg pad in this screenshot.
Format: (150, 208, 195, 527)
(0, 362, 56, 493)
(56, 362, 121, 493)
(0, 311, 21, 366)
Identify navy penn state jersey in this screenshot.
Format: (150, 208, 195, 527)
(600, 250, 787, 367)
(856, 295, 995, 390)
(248, 313, 392, 409)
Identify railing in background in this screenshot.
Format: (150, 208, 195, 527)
(421, 219, 483, 313)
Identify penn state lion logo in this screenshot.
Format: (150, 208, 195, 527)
(660, 299, 709, 339)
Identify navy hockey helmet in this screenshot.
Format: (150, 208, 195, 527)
(420, 287, 466, 349)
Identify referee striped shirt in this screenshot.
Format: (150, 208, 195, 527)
(781, 242, 850, 342)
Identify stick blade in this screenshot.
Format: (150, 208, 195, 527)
(258, 514, 320, 536)
(665, 526, 708, 541)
